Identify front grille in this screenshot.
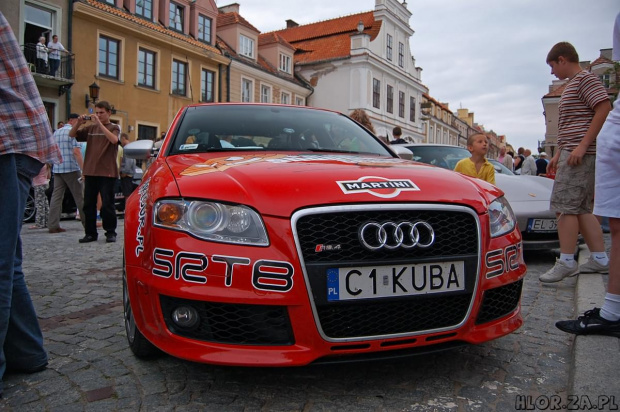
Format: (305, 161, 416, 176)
(295, 206, 480, 339)
(160, 295, 294, 345)
(297, 209, 478, 263)
(476, 280, 523, 325)
(317, 293, 473, 338)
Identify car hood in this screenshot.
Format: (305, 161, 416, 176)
(495, 174, 553, 203)
(164, 153, 502, 217)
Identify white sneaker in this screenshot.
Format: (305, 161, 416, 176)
(539, 259, 579, 283)
(579, 257, 609, 274)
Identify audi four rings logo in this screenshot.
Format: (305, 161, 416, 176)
(359, 221, 435, 250)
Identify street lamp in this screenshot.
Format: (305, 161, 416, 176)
(85, 81, 100, 108)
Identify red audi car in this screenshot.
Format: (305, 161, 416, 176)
(122, 103, 526, 366)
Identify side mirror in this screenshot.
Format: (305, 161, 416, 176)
(124, 139, 155, 160)
(390, 145, 413, 160)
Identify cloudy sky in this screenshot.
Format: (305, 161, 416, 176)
(224, 0, 617, 151)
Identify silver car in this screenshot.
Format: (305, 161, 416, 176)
(397, 144, 559, 250)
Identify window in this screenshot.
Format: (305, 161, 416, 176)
(398, 91, 405, 118)
(198, 15, 211, 44)
(102, 0, 115, 4)
(171, 59, 187, 96)
(138, 48, 155, 88)
(241, 78, 252, 102)
(386, 34, 393, 61)
(295, 96, 304, 106)
(136, 0, 152, 20)
(281, 92, 290, 105)
(138, 124, 157, 141)
(99, 35, 120, 79)
(600, 73, 611, 88)
(260, 84, 271, 103)
(201, 69, 215, 102)
(279, 53, 291, 73)
(409, 96, 416, 122)
(239, 35, 254, 58)
(386, 85, 393, 114)
(398, 42, 404, 67)
(373, 78, 380, 109)
(169, 2, 184, 32)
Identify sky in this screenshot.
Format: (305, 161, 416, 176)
(221, 0, 618, 151)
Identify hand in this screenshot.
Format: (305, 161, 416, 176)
(547, 156, 558, 175)
(567, 146, 586, 166)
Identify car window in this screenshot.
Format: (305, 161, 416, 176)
(168, 105, 393, 157)
(489, 159, 515, 175)
(404, 146, 470, 170)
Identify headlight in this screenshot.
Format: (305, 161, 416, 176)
(488, 196, 516, 238)
(154, 199, 269, 246)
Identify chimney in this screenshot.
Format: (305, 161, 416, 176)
(601, 48, 613, 60)
(286, 19, 299, 28)
(218, 3, 240, 14)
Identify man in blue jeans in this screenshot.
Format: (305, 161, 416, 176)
(0, 12, 62, 396)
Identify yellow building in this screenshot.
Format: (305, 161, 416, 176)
(71, 0, 229, 140)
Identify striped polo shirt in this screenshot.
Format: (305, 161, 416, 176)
(558, 70, 610, 154)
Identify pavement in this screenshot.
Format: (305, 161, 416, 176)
(570, 234, 620, 400)
(1, 220, 618, 409)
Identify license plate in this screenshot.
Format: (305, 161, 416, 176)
(326, 261, 465, 301)
(527, 218, 557, 232)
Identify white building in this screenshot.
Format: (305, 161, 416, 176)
(272, 0, 428, 142)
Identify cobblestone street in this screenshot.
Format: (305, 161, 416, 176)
(2, 219, 580, 411)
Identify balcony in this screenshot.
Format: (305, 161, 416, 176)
(21, 44, 75, 96)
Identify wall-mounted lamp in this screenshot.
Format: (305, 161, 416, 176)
(84, 81, 100, 108)
(357, 20, 364, 33)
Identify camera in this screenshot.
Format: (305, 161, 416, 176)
(83, 116, 91, 120)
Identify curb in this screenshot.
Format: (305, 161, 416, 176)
(569, 243, 620, 402)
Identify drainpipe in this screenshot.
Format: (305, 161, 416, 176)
(65, 0, 74, 116)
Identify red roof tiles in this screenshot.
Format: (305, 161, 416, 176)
(270, 11, 380, 65)
(217, 11, 260, 33)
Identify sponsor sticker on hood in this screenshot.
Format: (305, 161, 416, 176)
(337, 176, 420, 198)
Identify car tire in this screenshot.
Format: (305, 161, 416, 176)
(23, 191, 36, 223)
(123, 256, 160, 358)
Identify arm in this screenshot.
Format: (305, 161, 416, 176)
(567, 100, 612, 166)
(73, 146, 84, 171)
(91, 116, 120, 144)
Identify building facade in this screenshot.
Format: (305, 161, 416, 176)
(216, 4, 312, 106)
(272, 0, 428, 143)
(1, 0, 75, 129)
(70, 0, 229, 141)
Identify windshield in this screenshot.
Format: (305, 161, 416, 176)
(167, 105, 393, 157)
(403, 145, 471, 170)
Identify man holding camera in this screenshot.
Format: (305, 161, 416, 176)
(69, 101, 121, 243)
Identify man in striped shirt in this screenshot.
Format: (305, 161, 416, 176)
(539, 42, 612, 283)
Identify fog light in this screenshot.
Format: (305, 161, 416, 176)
(171, 306, 200, 329)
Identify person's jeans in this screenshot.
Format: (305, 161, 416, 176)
(0, 154, 49, 391)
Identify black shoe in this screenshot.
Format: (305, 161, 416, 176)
(5, 361, 48, 375)
(556, 308, 620, 337)
(105, 235, 116, 243)
(79, 235, 98, 243)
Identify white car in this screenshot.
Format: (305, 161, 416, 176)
(397, 144, 558, 250)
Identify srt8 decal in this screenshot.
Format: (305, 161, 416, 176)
(135, 178, 150, 257)
(485, 243, 522, 278)
(152, 248, 294, 292)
